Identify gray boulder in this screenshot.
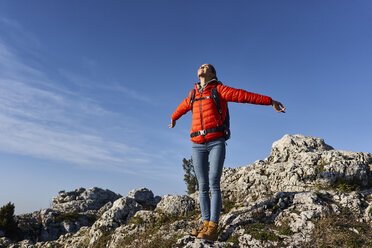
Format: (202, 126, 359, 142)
(155, 194, 195, 216)
(127, 187, 159, 210)
(52, 187, 121, 213)
(89, 196, 143, 246)
(16, 187, 121, 242)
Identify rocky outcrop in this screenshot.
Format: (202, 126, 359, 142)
(2, 134, 372, 248)
(13, 187, 122, 242)
(221, 135, 372, 203)
(127, 187, 161, 210)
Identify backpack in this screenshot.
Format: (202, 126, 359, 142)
(190, 82, 231, 140)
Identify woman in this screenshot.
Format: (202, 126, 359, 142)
(168, 64, 285, 241)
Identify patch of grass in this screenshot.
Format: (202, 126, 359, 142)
(335, 181, 359, 192)
(369, 208, 372, 216)
(55, 211, 82, 223)
(277, 227, 294, 236)
(127, 215, 145, 225)
(92, 229, 113, 248)
(250, 229, 280, 241)
(118, 228, 185, 247)
(317, 178, 363, 192)
(243, 222, 280, 242)
(147, 233, 185, 248)
(249, 222, 265, 229)
(341, 207, 352, 216)
(46, 242, 63, 248)
(222, 199, 237, 213)
(118, 232, 137, 247)
(226, 234, 239, 247)
(291, 209, 301, 215)
(303, 211, 372, 248)
(316, 159, 330, 174)
(77, 236, 90, 248)
(186, 209, 200, 220)
(273, 219, 294, 236)
(152, 210, 185, 232)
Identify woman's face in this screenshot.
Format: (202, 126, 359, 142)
(197, 64, 214, 78)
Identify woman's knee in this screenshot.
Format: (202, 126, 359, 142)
(198, 181, 209, 192)
(209, 179, 220, 191)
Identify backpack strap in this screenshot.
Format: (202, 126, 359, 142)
(211, 86, 222, 117)
(190, 89, 196, 112)
(211, 83, 231, 140)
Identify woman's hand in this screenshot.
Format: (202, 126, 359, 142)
(272, 100, 286, 113)
(168, 119, 176, 128)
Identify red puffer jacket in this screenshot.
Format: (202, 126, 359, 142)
(171, 81, 272, 144)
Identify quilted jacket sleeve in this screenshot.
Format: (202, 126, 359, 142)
(171, 91, 192, 121)
(217, 84, 272, 105)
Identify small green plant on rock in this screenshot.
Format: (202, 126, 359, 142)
(92, 228, 113, 248)
(127, 215, 145, 225)
(274, 219, 294, 236)
(277, 226, 294, 236)
(243, 222, 280, 242)
(303, 210, 372, 248)
(222, 199, 237, 213)
(55, 211, 82, 223)
(147, 233, 185, 248)
(226, 234, 239, 247)
(291, 209, 301, 215)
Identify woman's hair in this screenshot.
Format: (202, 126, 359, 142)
(206, 64, 218, 80)
(207, 64, 217, 77)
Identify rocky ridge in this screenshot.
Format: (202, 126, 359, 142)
(1, 134, 371, 247)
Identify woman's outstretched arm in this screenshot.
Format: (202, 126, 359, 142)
(169, 91, 193, 128)
(217, 84, 285, 112)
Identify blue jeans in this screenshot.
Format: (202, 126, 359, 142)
(192, 137, 226, 224)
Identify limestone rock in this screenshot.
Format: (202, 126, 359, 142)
(266, 134, 334, 163)
(176, 234, 233, 247)
(155, 194, 195, 216)
(127, 187, 159, 210)
(51, 187, 121, 213)
(91, 196, 143, 231)
(88, 196, 142, 246)
(221, 134, 372, 203)
(16, 187, 121, 242)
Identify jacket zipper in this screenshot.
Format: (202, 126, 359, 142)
(199, 90, 206, 142)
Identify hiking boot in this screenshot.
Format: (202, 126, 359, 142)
(191, 220, 209, 236)
(197, 221, 218, 241)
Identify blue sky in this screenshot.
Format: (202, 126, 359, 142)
(0, 1, 371, 214)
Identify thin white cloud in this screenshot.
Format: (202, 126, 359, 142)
(106, 84, 153, 104)
(58, 69, 153, 104)
(0, 40, 158, 173)
(0, 17, 41, 50)
(0, 42, 44, 80)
